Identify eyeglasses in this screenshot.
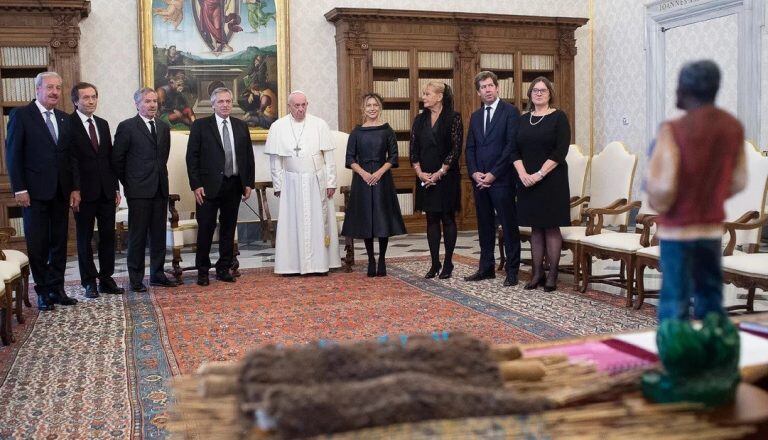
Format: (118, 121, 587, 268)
(531, 88, 549, 95)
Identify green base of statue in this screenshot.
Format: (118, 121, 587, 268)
(642, 313, 741, 406)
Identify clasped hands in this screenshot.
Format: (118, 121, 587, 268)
(418, 169, 444, 188)
(360, 170, 385, 186)
(518, 171, 544, 188)
(194, 186, 253, 205)
(472, 172, 496, 189)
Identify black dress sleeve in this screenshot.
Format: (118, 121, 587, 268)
(548, 110, 571, 164)
(510, 112, 527, 163)
(409, 115, 421, 164)
(443, 112, 462, 168)
(385, 126, 399, 168)
(344, 128, 359, 169)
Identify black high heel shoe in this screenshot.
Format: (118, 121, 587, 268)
(367, 260, 376, 277)
(438, 262, 453, 279)
(425, 263, 442, 279)
(543, 275, 558, 292)
(523, 275, 545, 290)
(376, 259, 387, 277)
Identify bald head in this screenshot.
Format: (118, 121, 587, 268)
(288, 90, 308, 121)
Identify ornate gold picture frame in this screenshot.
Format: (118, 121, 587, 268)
(138, 0, 289, 140)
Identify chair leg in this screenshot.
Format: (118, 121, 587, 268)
(343, 237, 354, 273)
(22, 265, 31, 307)
(14, 279, 23, 324)
(746, 286, 756, 313)
(172, 248, 183, 283)
(232, 242, 241, 277)
(634, 263, 647, 310)
(625, 256, 635, 308)
(619, 260, 626, 282)
(1, 283, 14, 345)
(579, 249, 590, 293)
(497, 227, 505, 271)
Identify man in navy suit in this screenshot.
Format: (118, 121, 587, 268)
(112, 87, 178, 292)
(6, 71, 79, 310)
(69, 82, 124, 298)
(465, 71, 521, 286)
(186, 87, 255, 286)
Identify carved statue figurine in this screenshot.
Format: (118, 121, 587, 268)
(642, 60, 746, 406)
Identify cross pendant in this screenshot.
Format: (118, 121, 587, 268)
(293, 145, 301, 156)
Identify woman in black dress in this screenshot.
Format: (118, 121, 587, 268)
(410, 82, 462, 279)
(512, 77, 571, 291)
(341, 93, 407, 277)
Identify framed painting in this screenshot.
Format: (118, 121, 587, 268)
(139, 0, 289, 140)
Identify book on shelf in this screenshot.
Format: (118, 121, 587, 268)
(396, 141, 410, 158)
(418, 78, 453, 91)
(417, 51, 453, 69)
(372, 50, 409, 69)
(521, 54, 554, 71)
(381, 109, 410, 131)
(0, 46, 48, 67)
(373, 78, 410, 99)
(480, 53, 514, 70)
(2, 77, 35, 102)
(8, 217, 24, 237)
(397, 193, 414, 215)
(497, 78, 514, 100)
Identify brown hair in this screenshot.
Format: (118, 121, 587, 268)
(473, 71, 498, 91)
(360, 92, 383, 123)
(71, 81, 98, 104)
(526, 76, 555, 112)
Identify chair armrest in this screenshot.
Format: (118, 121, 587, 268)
(168, 194, 181, 228)
(0, 229, 11, 250)
(569, 195, 590, 208)
(635, 213, 659, 247)
(340, 185, 351, 209)
(723, 211, 765, 256)
(583, 199, 633, 235)
(254, 181, 276, 247)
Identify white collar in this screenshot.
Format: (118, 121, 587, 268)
(35, 100, 55, 115)
(76, 109, 96, 123)
(484, 98, 500, 111)
(215, 114, 230, 125)
(139, 115, 155, 124)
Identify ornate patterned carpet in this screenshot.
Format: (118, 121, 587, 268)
(0, 255, 656, 439)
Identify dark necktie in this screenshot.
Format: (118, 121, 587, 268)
(484, 106, 492, 135)
(44, 111, 57, 142)
(148, 119, 157, 142)
(87, 118, 98, 152)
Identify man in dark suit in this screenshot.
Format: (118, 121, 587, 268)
(186, 87, 255, 286)
(112, 87, 178, 292)
(465, 71, 521, 287)
(69, 82, 124, 298)
(5, 71, 79, 310)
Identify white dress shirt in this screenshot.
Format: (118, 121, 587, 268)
(483, 97, 500, 133)
(215, 114, 238, 175)
(76, 109, 100, 144)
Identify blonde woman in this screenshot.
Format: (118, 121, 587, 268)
(341, 93, 406, 276)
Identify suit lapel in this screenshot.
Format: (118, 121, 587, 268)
(209, 116, 224, 151)
(137, 115, 156, 145)
(484, 102, 504, 139)
(30, 102, 57, 146)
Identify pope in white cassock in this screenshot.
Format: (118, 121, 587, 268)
(264, 91, 341, 274)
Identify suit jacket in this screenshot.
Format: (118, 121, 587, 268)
(465, 99, 520, 187)
(111, 115, 170, 199)
(69, 112, 120, 201)
(5, 100, 73, 200)
(186, 115, 255, 197)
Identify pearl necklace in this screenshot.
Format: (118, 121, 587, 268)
(529, 107, 550, 126)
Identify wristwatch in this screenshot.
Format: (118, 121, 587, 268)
(537, 170, 544, 178)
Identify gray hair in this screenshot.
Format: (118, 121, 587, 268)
(210, 87, 232, 104)
(35, 71, 62, 88)
(133, 87, 156, 104)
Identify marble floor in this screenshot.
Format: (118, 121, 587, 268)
(62, 230, 767, 313)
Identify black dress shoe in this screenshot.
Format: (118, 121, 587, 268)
(150, 277, 179, 287)
(99, 278, 125, 295)
(524, 275, 545, 290)
(376, 259, 387, 277)
(131, 282, 148, 293)
(37, 295, 55, 311)
(84, 283, 100, 299)
(215, 271, 236, 282)
(425, 263, 441, 279)
(543, 283, 557, 292)
(464, 269, 495, 282)
(52, 287, 78, 306)
(503, 275, 519, 287)
(197, 273, 210, 286)
(367, 260, 376, 277)
(438, 262, 454, 279)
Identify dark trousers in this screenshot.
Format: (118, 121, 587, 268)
(23, 194, 69, 296)
(127, 192, 168, 285)
(195, 176, 242, 273)
(473, 184, 520, 276)
(75, 193, 117, 287)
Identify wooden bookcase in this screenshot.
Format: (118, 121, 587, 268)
(326, 8, 587, 232)
(0, 1, 90, 252)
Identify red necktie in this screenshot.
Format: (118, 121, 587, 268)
(87, 118, 98, 152)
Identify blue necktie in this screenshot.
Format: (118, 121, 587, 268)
(44, 111, 57, 142)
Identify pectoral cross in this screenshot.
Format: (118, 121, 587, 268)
(293, 144, 301, 156)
